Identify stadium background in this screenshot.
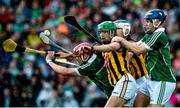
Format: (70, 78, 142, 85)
(0, 0, 180, 107)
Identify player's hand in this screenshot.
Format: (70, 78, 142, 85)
(56, 51, 73, 58)
(46, 51, 55, 63)
(111, 36, 123, 43)
(56, 51, 74, 62)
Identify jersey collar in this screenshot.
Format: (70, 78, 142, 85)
(154, 27, 165, 32)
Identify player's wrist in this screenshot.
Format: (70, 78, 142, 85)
(46, 59, 53, 64)
(91, 43, 97, 51)
(91, 46, 94, 51)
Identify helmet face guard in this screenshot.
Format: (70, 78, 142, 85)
(114, 20, 131, 37)
(73, 42, 92, 64)
(144, 9, 167, 28)
(97, 21, 116, 41)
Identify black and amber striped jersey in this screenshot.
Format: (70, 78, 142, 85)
(102, 46, 129, 85)
(129, 54, 148, 79)
(126, 37, 148, 80)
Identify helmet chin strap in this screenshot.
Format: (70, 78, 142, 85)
(123, 29, 129, 37)
(152, 19, 161, 28)
(110, 30, 114, 38)
(81, 55, 90, 62)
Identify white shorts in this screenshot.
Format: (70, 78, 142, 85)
(136, 75, 148, 90)
(139, 78, 176, 105)
(126, 76, 149, 106)
(111, 73, 137, 101)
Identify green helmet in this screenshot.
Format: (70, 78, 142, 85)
(97, 21, 116, 39)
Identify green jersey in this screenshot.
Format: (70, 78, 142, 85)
(139, 28, 176, 82)
(75, 54, 114, 98)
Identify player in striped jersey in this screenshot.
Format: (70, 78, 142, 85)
(83, 21, 137, 107)
(114, 19, 149, 106)
(114, 20, 148, 88)
(128, 54, 147, 80)
(111, 9, 176, 107)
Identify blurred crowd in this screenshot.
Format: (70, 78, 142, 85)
(0, 0, 180, 107)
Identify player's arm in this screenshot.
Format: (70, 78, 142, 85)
(91, 42, 121, 52)
(48, 62, 77, 75)
(46, 52, 77, 75)
(56, 51, 73, 58)
(111, 36, 147, 55)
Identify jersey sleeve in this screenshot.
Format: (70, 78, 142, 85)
(75, 54, 104, 76)
(141, 32, 166, 50)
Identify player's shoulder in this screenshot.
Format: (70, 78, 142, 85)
(154, 31, 167, 41)
(144, 30, 166, 41)
(153, 28, 166, 37)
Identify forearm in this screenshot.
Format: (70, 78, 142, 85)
(120, 38, 142, 55)
(48, 61, 77, 75)
(93, 45, 112, 52)
(93, 42, 120, 52)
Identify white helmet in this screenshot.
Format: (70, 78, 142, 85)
(114, 20, 131, 37)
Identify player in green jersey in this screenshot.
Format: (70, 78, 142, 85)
(111, 9, 176, 107)
(45, 42, 114, 99)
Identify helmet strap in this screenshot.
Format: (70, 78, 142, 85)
(152, 19, 161, 28)
(81, 55, 90, 62)
(123, 29, 130, 37)
(109, 30, 115, 38)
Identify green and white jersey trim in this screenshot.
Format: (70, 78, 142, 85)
(75, 69, 82, 76)
(149, 60, 157, 73)
(138, 28, 165, 50)
(146, 32, 162, 48)
(75, 54, 97, 76)
(159, 49, 176, 81)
